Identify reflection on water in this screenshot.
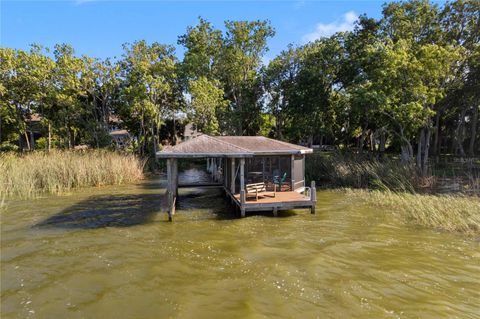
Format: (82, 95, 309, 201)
(1, 170, 479, 318)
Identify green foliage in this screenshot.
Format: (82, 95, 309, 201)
(188, 77, 228, 135)
(0, 0, 478, 169)
(179, 18, 275, 135)
(119, 40, 183, 155)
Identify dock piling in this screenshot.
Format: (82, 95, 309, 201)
(310, 180, 316, 214)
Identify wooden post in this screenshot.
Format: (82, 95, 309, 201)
(291, 154, 295, 191)
(240, 158, 246, 218)
(173, 158, 178, 198)
(223, 158, 226, 187)
(240, 190, 246, 218)
(212, 158, 216, 181)
(166, 158, 178, 221)
(310, 180, 316, 214)
(240, 158, 245, 192)
(166, 158, 173, 221)
(230, 158, 235, 194)
(273, 207, 278, 217)
(262, 158, 265, 183)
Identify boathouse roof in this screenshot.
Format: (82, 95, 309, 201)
(156, 135, 313, 158)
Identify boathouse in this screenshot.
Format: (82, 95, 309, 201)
(156, 135, 316, 220)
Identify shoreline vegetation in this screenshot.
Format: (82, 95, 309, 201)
(346, 189, 480, 236)
(0, 150, 145, 199)
(1, 1, 478, 235)
(1, 150, 478, 236)
(306, 152, 480, 194)
(306, 152, 480, 235)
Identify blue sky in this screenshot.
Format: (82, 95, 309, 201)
(2, 1, 388, 62)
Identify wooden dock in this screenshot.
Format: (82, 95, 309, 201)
(227, 181, 316, 217)
(229, 188, 315, 216)
(157, 135, 316, 221)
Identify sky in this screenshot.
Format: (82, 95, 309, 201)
(1, 0, 389, 62)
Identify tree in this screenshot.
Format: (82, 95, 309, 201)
(218, 20, 275, 134)
(119, 40, 182, 155)
(262, 45, 300, 139)
(0, 46, 54, 150)
(178, 17, 223, 82)
(81, 57, 121, 147)
(188, 77, 228, 135)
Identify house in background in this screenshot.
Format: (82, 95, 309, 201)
(108, 115, 132, 149)
(183, 123, 200, 141)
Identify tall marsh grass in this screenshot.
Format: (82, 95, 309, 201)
(0, 150, 145, 198)
(306, 153, 417, 192)
(348, 189, 480, 235)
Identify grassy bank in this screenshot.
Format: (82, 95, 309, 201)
(306, 152, 479, 193)
(347, 189, 480, 235)
(306, 152, 417, 192)
(0, 150, 145, 198)
(306, 152, 480, 235)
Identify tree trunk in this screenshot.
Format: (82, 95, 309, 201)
(358, 128, 368, 154)
(369, 130, 375, 153)
(422, 125, 431, 177)
(468, 105, 478, 157)
(48, 122, 52, 152)
(30, 131, 35, 151)
(416, 124, 432, 177)
(151, 122, 157, 155)
(416, 127, 425, 169)
(172, 116, 177, 145)
(455, 107, 467, 157)
(401, 143, 413, 164)
(400, 127, 413, 164)
(15, 103, 25, 151)
(23, 131, 31, 151)
(378, 128, 386, 160)
(307, 135, 313, 148)
(432, 111, 441, 156)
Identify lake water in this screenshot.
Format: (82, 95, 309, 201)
(1, 169, 479, 318)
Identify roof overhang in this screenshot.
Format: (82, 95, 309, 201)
(155, 135, 313, 159)
(155, 149, 313, 159)
(156, 152, 253, 158)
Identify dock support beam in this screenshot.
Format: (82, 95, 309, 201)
(240, 158, 245, 191)
(230, 158, 235, 194)
(239, 158, 246, 217)
(166, 158, 178, 221)
(310, 180, 316, 214)
(240, 190, 246, 218)
(273, 207, 278, 217)
(291, 154, 295, 191)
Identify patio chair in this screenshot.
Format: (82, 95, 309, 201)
(273, 172, 287, 191)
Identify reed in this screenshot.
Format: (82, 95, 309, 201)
(0, 150, 146, 198)
(347, 189, 480, 235)
(306, 153, 416, 192)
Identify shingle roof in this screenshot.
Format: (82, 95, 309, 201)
(156, 135, 313, 158)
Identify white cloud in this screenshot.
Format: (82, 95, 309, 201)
(302, 11, 358, 43)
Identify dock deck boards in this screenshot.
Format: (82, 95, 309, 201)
(233, 191, 309, 204)
(231, 190, 314, 213)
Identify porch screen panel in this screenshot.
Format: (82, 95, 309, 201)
(293, 155, 305, 189)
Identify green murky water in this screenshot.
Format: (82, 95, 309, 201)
(1, 170, 479, 318)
